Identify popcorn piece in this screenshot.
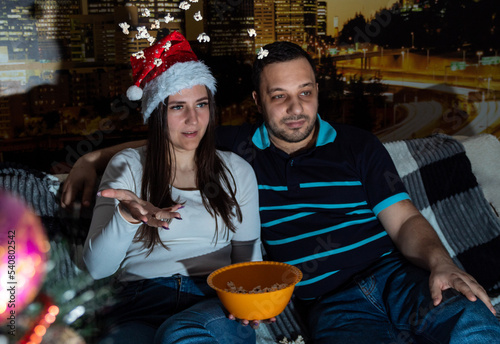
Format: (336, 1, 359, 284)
(295, 335, 305, 344)
(132, 51, 145, 59)
(179, 1, 191, 10)
(247, 28, 256, 37)
(193, 11, 203, 21)
(147, 36, 156, 45)
(197, 32, 210, 43)
(136, 26, 150, 40)
(119, 22, 130, 35)
(190, 0, 199, 2)
(143, 8, 151, 17)
(154, 58, 162, 67)
(150, 19, 160, 30)
(257, 47, 269, 59)
(279, 335, 305, 344)
(164, 13, 175, 24)
(248, 285, 262, 294)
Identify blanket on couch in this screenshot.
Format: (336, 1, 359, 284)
(384, 134, 500, 295)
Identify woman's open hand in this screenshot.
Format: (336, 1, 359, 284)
(98, 188, 183, 228)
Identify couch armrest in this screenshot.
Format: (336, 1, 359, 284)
(457, 134, 500, 217)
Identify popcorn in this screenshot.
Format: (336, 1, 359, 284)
(190, 0, 199, 2)
(224, 281, 288, 294)
(193, 11, 203, 21)
(164, 13, 175, 24)
(279, 335, 305, 344)
(147, 36, 156, 45)
(247, 28, 256, 37)
(150, 19, 160, 30)
(257, 47, 269, 59)
(154, 58, 162, 67)
(136, 26, 149, 40)
(132, 51, 145, 59)
(143, 8, 151, 17)
(197, 32, 210, 43)
(179, 1, 191, 10)
(119, 22, 130, 35)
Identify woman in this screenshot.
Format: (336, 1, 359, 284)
(83, 32, 261, 344)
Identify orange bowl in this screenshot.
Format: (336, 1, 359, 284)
(207, 261, 302, 320)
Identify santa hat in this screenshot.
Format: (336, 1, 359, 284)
(127, 31, 216, 121)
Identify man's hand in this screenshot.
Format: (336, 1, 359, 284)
(98, 189, 183, 227)
(60, 140, 147, 209)
(227, 314, 276, 329)
(61, 154, 98, 209)
(379, 199, 496, 315)
(429, 261, 495, 314)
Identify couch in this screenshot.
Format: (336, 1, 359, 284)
(1, 133, 499, 343)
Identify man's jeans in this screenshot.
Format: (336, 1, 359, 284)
(98, 275, 255, 344)
(298, 252, 500, 344)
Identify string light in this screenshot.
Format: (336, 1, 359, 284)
(48, 305, 60, 316)
(18, 295, 59, 344)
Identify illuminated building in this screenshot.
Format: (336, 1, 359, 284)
(317, 1, 326, 36)
(70, 14, 114, 63)
(66, 7, 133, 108)
(36, 0, 80, 62)
(85, 0, 184, 32)
(70, 6, 131, 64)
(85, 0, 183, 26)
(333, 16, 339, 38)
(0, 1, 46, 138)
(204, 0, 255, 57)
(303, 0, 317, 38)
(275, 0, 317, 44)
(0, 96, 12, 139)
(254, 0, 275, 49)
(0, 1, 38, 61)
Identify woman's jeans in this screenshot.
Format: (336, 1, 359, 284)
(98, 275, 255, 344)
(297, 252, 500, 344)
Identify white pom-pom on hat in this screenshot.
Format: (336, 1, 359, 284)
(126, 85, 143, 101)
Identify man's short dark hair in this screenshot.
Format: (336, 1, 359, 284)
(252, 41, 316, 95)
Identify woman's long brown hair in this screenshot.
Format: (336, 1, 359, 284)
(134, 87, 243, 255)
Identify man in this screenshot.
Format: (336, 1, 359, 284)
(62, 41, 500, 343)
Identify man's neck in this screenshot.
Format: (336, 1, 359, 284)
(271, 125, 318, 156)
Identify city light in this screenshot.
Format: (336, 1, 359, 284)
(477, 51, 484, 65)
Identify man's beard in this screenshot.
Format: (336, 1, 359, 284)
(265, 114, 316, 143)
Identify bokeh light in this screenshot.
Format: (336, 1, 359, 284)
(0, 191, 50, 324)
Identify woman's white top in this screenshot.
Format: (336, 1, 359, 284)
(83, 147, 262, 281)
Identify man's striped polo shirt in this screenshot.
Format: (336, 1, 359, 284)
(217, 115, 410, 299)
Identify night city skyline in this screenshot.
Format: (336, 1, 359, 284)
(0, 0, 499, 173)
